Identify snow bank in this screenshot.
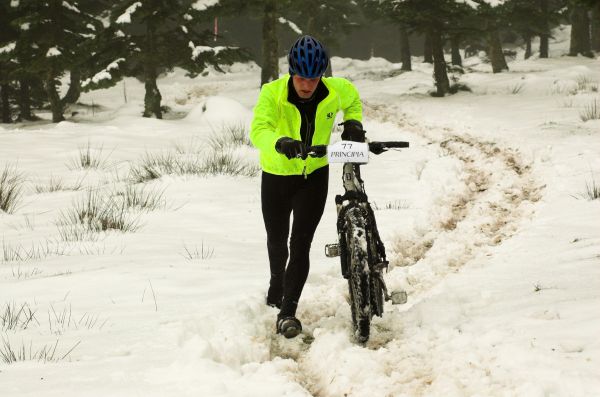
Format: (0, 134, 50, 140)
(185, 96, 253, 126)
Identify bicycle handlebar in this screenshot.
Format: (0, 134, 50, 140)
(306, 141, 409, 158)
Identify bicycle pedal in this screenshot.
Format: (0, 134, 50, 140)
(390, 290, 407, 305)
(325, 243, 340, 257)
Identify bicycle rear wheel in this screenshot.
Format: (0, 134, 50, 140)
(344, 208, 371, 343)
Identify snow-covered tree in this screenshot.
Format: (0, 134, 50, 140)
(3, 0, 102, 122)
(84, 0, 246, 119)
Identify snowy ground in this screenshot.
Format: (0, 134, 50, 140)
(1, 32, 599, 396)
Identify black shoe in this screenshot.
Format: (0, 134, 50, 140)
(276, 316, 302, 339)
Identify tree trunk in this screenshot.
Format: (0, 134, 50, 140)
(17, 79, 35, 121)
(1, 83, 10, 123)
(569, 4, 593, 57)
(61, 69, 81, 107)
(539, 0, 550, 58)
(540, 34, 549, 58)
(423, 30, 433, 63)
(488, 27, 509, 73)
(143, 21, 162, 118)
(431, 29, 449, 96)
(591, 3, 600, 52)
(45, 75, 65, 123)
(451, 35, 462, 66)
(143, 67, 162, 119)
(399, 26, 412, 71)
(524, 34, 532, 59)
(261, 0, 279, 86)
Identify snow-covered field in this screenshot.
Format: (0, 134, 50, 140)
(1, 32, 599, 396)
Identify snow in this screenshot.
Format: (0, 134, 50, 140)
(279, 18, 303, 35)
(481, 0, 507, 6)
(191, 0, 219, 12)
(188, 42, 229, 60)
(46, 47, 62, 57)
(81, 58, 125, 87)
(116, 2, 142, 24)
(0, 42, 16, 54)
(1, 27, 600, 397)
(62, 1, 81, 13)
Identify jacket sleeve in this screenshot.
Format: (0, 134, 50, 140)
(338, 78, 363, 122)
(249, 83, 280, 152)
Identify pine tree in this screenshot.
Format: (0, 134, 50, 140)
(369, 0, 472, 95)
(503, 0, 545, 59)
(4, 0, 102, 122)
(82, 0, 247, 119)
(467, 1, 510, 73)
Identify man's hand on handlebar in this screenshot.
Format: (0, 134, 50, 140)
(275, 137, 308, 160)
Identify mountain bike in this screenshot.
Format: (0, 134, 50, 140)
(307, 140, 409, 343)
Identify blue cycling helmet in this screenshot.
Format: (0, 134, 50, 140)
(288, 35, 329, 78)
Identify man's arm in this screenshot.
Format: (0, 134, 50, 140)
(249, 84, 280, 152)
(337, 78, 363, 122)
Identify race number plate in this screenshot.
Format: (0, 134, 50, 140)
(327, 141, 369, 163)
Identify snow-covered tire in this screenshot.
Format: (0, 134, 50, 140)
(344, 207, 372, 343)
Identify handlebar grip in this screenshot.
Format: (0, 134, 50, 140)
(376, 141, 409, 148)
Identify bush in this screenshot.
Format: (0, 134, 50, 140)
(58, 188, 141, 239)
(208, 123, 252, 151)
(68, 142, 111, 170)
(580, 99, 600, 122)
(582, 178, 600, 200)
(0, 164, 25, 214)
(113, 185, 166, 211)
(130, 148, 259, 182)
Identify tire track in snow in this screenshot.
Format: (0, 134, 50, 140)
(362, 102, 544, 296)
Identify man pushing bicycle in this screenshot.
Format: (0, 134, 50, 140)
(249, 35, 366, 338)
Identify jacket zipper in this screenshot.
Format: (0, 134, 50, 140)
(302, 114, 312, 179)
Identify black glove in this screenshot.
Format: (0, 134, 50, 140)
(341, 120, 366, 142)
(275, 137, 307, 160)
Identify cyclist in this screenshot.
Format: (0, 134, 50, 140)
(249, 35, 366, 338)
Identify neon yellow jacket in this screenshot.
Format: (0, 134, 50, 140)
(250, 75, 363, 176)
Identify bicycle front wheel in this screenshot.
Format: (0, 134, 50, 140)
(344, 207, 372, 343)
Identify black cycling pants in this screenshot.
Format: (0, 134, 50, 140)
(261, 165, 329, 317)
